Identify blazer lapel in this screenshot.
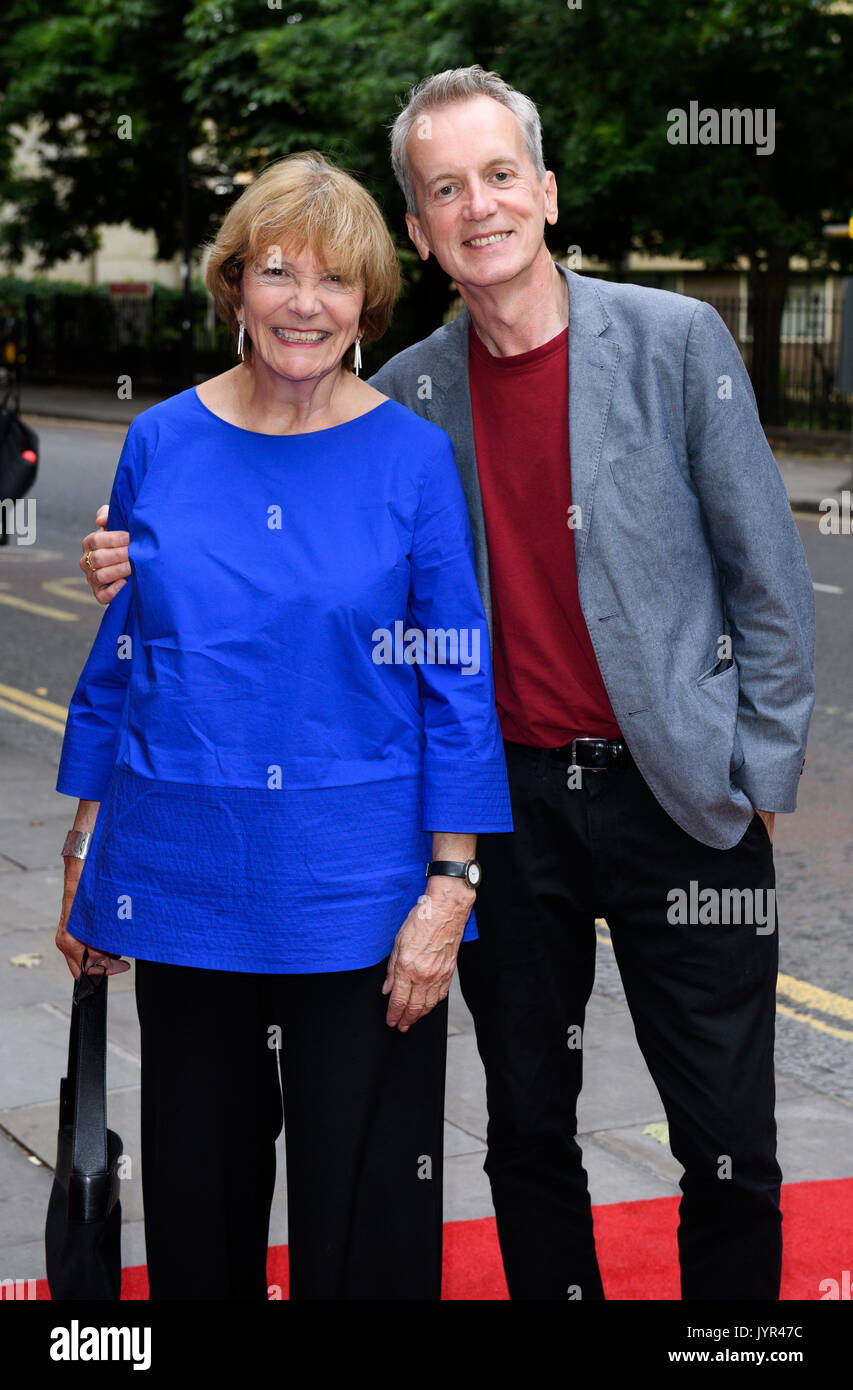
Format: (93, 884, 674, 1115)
(420, 266, 621, 630)
(560, 265, 620, 577)
(424, 308, 493, 634)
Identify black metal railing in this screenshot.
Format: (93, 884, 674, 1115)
(12, 288, 232, 390)
(697, 294, 851, 433)
(5, 282, 852, 432)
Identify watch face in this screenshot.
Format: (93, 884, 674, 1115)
(467, 861, 482, 888)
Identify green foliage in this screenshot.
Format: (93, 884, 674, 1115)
(2, 0, 852, 309)
(505, 0, 853, 274)
(0, 275, 110, 312)
(0, 0, 227, 266)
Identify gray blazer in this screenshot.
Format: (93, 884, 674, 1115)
(369, 264, 815, 849)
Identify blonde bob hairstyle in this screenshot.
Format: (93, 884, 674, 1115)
(205, 151, 401, 371)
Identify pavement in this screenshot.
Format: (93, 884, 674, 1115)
(0, 383, 852, 1296)
(18, 383, 168, 428)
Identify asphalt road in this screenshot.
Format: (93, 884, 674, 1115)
(1, 418, 851, 1095)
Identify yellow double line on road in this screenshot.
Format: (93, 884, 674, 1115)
(595, 920, 853, 1044)
(0, 682, 68, 735)
(0, 592, 78, 623)
(776, 984, 853, 1043)
(0, 575, 94, 624)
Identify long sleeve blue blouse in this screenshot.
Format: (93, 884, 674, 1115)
(57, 389, 512, 972)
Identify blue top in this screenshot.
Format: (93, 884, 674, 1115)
(57, 388, 512, 973)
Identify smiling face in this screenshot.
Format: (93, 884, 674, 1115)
(238, 247, 365, 385)
(404, 94, 558, 292)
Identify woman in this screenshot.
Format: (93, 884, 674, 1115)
(55, 152, 512, 1300)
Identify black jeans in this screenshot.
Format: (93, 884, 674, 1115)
(134, 956, 447, 1300)
(458, 740, 780, 1301)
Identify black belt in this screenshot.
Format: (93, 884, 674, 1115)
(508, 737, 634, 771)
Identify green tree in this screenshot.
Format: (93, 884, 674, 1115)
(182, 0, 853, 414)
(0, 0, 226, 267)
(509, 0, 853, 422)
(179, 0, 524, 346)
(3, 0, 852, 413)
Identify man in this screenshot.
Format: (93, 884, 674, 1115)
(79, 66, 815, 1301)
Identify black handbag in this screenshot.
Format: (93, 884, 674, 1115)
(45, 950, 123, 1300)
(0, 386, 38, 500)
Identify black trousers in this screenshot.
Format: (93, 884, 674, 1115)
(458, 740, 780, 1301)
(134, 956, 447, 1300)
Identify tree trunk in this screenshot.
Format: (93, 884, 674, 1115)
(747, 250, 790, 427)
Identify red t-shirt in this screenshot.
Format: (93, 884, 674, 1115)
(468, 320, 621, 746)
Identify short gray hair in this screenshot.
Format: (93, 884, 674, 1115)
(390, 65, 546, 215)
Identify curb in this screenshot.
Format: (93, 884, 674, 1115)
(788, 480, 853, 515)
(23, 412, 131, 429)
(21, 409, 147, 428)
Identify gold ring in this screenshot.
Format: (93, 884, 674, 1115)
(84, 551, 96, 572)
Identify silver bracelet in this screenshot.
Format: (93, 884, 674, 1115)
(62, 830, 92, 861)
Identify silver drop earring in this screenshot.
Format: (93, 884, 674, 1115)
(237, 322, 245, 361)
(353, 334, 363, 377)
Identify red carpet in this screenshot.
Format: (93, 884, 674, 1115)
(33, 1178, 852, 1300)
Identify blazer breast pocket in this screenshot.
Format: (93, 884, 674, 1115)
(607, 436, 677, 485)
(605, 437, 679, 560)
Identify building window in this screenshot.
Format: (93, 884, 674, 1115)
(739, 277, 832, 343)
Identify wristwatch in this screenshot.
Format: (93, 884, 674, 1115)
(62, 830, 92, 861)
(426, 859, 482, 890)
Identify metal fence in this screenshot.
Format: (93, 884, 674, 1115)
(8, 283, 853, 432)
(14, 289, 231, 390)
(698, 294, 851, 433)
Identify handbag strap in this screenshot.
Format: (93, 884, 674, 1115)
(0, 387, 25, 470)
(64, 950, 109, 1175)
(0, 388, 18, 449)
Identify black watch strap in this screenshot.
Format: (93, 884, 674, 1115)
(426, 859, 482, 889)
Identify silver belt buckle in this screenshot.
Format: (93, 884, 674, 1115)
(570, 737, 603, 770)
